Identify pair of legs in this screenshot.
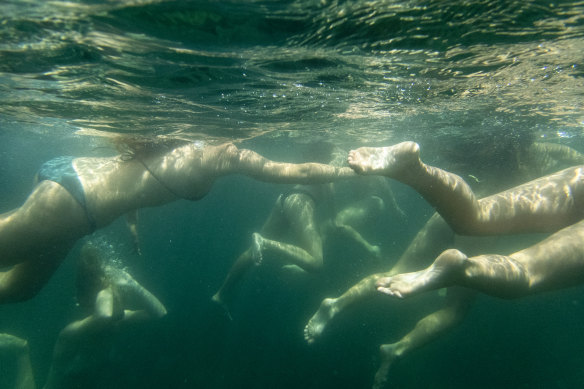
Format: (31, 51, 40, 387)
(212, 183, 387, 312)
(0, 181, 92, 303)
(345, 142, 584, 298)
(306, 142, 584, 388)
(212, 191, 324, 311)
(304, 213, 476, 389)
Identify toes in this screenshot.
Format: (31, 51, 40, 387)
(377, 286, 394, 296)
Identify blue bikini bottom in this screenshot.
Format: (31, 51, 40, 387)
(37, 156, 97, 231)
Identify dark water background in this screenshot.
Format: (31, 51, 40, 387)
(1, 0, 584, 388)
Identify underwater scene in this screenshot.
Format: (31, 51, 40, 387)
(1, 0, 584, 388)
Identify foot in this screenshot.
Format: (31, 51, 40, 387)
(304, 298, 338, 344)
(211, 293, 233, 321)
(372, 344, 401, 389)
(251, 232, 264, 265)
(376, 249, 467, 298)
(348, 142, 422, 179)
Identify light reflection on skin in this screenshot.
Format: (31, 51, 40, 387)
(306, 140, 584, 389)
(0, 141, 355, 303)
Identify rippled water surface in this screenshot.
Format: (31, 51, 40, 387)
(1, 0, 583, 146)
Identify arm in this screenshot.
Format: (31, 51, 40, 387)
(117, 271, 167, 320)
(226, 145, 356, 184)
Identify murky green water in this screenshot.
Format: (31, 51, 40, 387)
(1, 1, 584, 388)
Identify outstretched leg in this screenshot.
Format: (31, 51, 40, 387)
(0, 253, 69, 304)
(377, 219, 584, 299)
(372, 289, 475, 389)
(349, 142, 584, 235)
(304, 272, 388, 344)
(376, 249, 468, 299)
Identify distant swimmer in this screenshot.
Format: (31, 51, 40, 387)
(212, 144, 397, 317)
(1, 241, 168, 389)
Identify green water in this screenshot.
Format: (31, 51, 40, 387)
(1, 0, 584, 388)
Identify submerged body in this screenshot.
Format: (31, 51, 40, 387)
(0, 142, 354, 303)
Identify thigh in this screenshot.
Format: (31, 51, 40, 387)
(258, 195, 287, 237)
(477, 166, 584, 234)
(282, 194, 322, 252)
(0, 182, 88, 267)
(516, 219, 584, 292)
(0, 254, 65, 303)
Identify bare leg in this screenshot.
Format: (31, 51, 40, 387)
(253, 193, 323, 272)
(377, 219, 584, 299)
(333, 196, 386, 258)
(304, 272, 388, 344)
(348, 142, 584, 235)
(376, 249, 468, 299)
(0, 334, 36, 389)
(335, 224, 381, 258)
(0, 252, 69, 304)
(211, 248, 255, 314)
(212, 193, 288, 309)
(304, 214, 454, 344)
(372, 290, 475, 389)
(213, 192, 322, 314)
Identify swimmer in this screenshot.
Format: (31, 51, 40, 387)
(212, 178, 389, 315)
(44, 241, 167, 389)
(0, 240, 166, 389)
(0, 138, 355, 303)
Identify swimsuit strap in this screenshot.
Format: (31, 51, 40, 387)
(137, 158, 187, 200)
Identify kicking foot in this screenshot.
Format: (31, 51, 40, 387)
(376, 249, 467, 298)
(372, 344, 401, 389)
(348, 142, 422, 180)
(304, 298, 338, 344)
(251, 232, 264, 265)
